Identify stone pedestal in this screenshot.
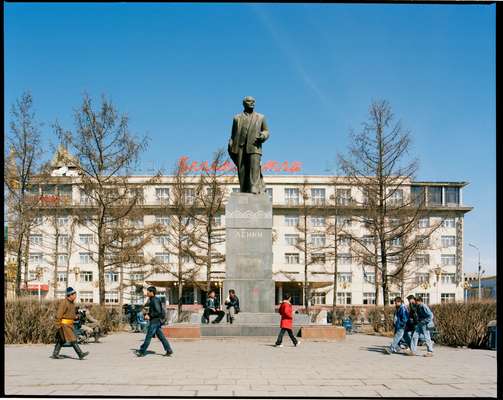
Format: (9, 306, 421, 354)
(224, 192, 275, 313)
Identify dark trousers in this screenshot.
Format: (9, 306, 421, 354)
(275, 328, 298, 345)
(139, 320, 172, 354)
(203, 308, 225, 323)
(233, 150, 264, 194)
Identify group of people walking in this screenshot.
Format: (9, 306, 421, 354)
(385, 294, 435, 357)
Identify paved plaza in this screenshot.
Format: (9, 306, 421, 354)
(5, 332, 497, 397)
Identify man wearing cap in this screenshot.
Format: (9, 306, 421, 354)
(135, 286, 174, 357)
(51, 287, 90, 360)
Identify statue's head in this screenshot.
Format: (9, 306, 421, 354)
(242, 96, 255, 111)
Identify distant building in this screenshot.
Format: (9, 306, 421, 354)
(464, 273, 496, 301)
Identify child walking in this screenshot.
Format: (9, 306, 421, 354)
(275, 293, 300, 347)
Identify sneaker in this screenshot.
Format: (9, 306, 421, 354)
(275, 344, 283, 348)
(50, 354, 62, 359)
(383, 348, 392, 355)
(135, 350, 146, 357)
(78, 351, 90, 360)
(423, 352, 434, 357)
(164, 350, 174, 357)
(295, 340, 301, 347)
(406, 351, 417, 356)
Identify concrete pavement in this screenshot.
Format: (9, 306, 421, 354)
(4, 332, 497, 397)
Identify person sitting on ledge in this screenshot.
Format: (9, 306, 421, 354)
(224, 289, 240, 324)
(202, 290, 225, 324)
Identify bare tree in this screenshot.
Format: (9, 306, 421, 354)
(4, 92, 45, 297)
(56, 94, 154, 304)
(338, 100, 442, 305)
(188, 149, 229, 294)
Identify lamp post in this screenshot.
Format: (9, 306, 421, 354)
(468, 243, 483, 300)
(434, 266, 442, 304)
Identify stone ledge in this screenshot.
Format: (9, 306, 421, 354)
(301, 326, 346, 340)
(162, 325, 201, 339)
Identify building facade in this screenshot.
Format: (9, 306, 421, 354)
(10, 160, 472, 307)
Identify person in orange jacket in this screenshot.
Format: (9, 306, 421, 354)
(274, 293, 300, 347)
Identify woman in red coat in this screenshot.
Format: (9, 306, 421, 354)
(275, 293, 300, 347)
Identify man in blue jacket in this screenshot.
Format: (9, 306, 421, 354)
(408, 295, 434, 357)
(384, 296, 410, 355)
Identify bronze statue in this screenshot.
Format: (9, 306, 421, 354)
(228, 96, 270, 194)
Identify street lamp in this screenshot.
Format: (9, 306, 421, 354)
(434, 266, 443, 304)
(468, 243, 484, 300)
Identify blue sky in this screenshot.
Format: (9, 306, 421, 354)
(4, 3, 496, 275)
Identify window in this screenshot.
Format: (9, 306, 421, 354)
(155, 252, 170, 263)
(441, 273, 456, 285)
(363, 292, 376, 305)
(311, 253, 326, 264)
(213, 215, 222, 226)
(105, 291, 119, 304)
(428, 186, 442, 206)
(389, 293, 401, 305)
(445, 187, 459, 205)
(414, 293, 430, 305)
(338, 253, 352, 265)
(285, 253, 300, 264)
(57, 254, 68, 267)
(336, 292, 352, 305)
(337, 272, 352, 283)
(285, 234, 299, 246)
(361, 236, 374, 248)
(264, 188, 273, 203)
(57, 271, 68, 283)
(80, 234, 93, 245)
(312, 292, 326, 305)
(285, 215, 299, 226)
(155, 235, 169, 246)
(310, 216, 325, 227)
(389, 218, 401, 227)
(183, 188, 196, 204)
(29, 253, 42, 265)
(442, 217, 456, 228)
(79, 189, 93, 205)
(336, 215, 352, 227)
(337, 235, 351, 247)
(232, 187, 240, 193)
(285, 188, 299, 205)
(418, 217, 429, 228)
(33, 216, 44, 226)
(155, 216, 170, 226)
(415, 273, 430, 285)
(106, 272, 119, 283)
(363, 269, 375, 284)
(80, 271, 93, 282)
(129, 218, 144, 228)
(441, 293, 456, 303)
(79, 252, 92, 264)
(388, 189, 403, 206)
(336, 189, 351, 206)
(56, 290, 66, 299)
(311, 234, 326, 247)
(417, 235, 430, 247)
(130, 273, 144, 282)
(311, 188, 326, 205)
(441, 254, 456, 266)
(390, 237, 402, 247)
(29, 270, 39, 280)
(58, 235, 69, 248)
(441, 236, 456, 248)
(155, 187, 170, 201)
(30, 235, 43, 246)
(80, 291, 94, 303)
(57, 216, 69, 226)
(415, 254, 430, 267)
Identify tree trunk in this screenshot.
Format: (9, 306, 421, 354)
(52, 222, 60, 299)
(206, 234, 212, 293)
(331, 216, 338, 325)
(119, 263, 124, 309)
(15, 235, 23, 297)
(22, 232, 30, 296)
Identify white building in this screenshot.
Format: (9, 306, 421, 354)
(11, 156, 472, 307)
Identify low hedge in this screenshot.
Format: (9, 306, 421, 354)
(367, 301, 496, 348)
(5, 299, 124, 344)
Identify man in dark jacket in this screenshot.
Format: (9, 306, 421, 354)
(384, 296, 409, 355)
(135, 286, 173, 357)
(224, 289, 240, 324)
(202, 290, 225, 324)
(408, 296, 434, 357)
(402, 294, 418, 348)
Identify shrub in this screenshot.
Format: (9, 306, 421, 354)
(5, 299, 124, 344)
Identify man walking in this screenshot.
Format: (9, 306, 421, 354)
(51, 287, 89, 360)
(403, 294, 418, 348)
(409, 296, 435, 357)
(202, 290, 225, 324)
(384, 296, 409, 355)
(275, 293, 300, 347)
(135, 286, 173, 357)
